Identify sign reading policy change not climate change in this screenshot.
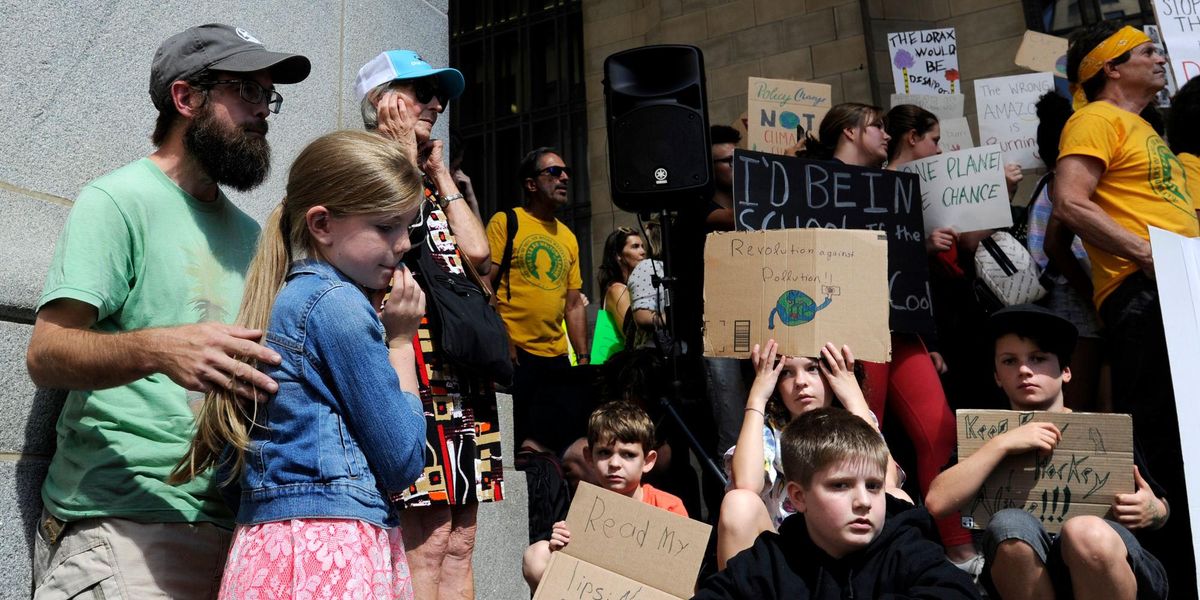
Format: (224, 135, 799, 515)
(888, 28, 961, 95)
(747, 77, 832, 156)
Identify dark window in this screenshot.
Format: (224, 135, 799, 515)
(1023, 0, 1156, 36)
(450, 0, 592, 295)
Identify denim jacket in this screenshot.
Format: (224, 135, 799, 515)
(232, 259, 426, 528)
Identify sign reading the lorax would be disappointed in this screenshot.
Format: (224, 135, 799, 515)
(732, 149, 935, 339)
(703, 229, 891, 363)
(956, 410, 1134, 534)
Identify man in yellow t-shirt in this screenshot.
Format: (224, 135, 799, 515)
(1054, 23, 1197, 594)
(488, 148, 587, 452)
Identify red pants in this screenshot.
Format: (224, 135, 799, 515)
(862, 332, 971, 548)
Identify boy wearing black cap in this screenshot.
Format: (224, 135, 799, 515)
(26, 24, 309, 598)
(926, 305, 1169, 599)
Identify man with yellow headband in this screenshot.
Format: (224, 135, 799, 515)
(1054, 22, 1198, 598)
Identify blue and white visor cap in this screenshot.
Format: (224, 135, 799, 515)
(354, 50, 465, 101)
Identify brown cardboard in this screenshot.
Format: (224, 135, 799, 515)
(544, 482, 711, 599)
(533, 553, 682, 600)
(956, 410, 1134, 533)
(702, 229, 891, 363)
(746, 77, 832, 156)
(1014, 30, 1068, 78)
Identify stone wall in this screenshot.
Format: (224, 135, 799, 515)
(1, 2, 524, 597)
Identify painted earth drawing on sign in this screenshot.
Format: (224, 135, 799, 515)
(768, 289, 833, 329)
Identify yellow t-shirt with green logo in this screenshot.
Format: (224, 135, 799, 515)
(487, 207, 582, 357)
(1180, 153, 1200, 214)
(1058, 101, 1199, 308)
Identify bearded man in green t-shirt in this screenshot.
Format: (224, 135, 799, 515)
(24, 24, 309, 598)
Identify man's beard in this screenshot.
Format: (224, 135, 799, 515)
(184, 105, 271, 192)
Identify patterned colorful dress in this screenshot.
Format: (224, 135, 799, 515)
(396, 187, 505, 507)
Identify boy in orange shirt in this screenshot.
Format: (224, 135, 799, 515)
(522, 401, 687, 590)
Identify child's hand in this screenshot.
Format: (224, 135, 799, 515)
(381, 266, 426, 346)
(819, 343, 868, 415)
(548, 520, 571, 552)
(925, 226, 958, 254)
(747, 340, 784, 410)
(1005, 163, 1024, 196)
(998, 422, 1060, 455)
(1112, 466, 1169, 530)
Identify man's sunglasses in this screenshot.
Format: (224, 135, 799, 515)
(537, 165, 572, 178)
(200, 79, 283, 114)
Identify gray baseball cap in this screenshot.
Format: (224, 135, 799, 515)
(150, 23, 311, 110)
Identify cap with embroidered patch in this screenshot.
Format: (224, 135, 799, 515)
(354, 50, 465, 101)
(150, 23, 311, 110)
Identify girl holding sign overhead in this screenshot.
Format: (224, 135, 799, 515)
(801, 103, 978, 575)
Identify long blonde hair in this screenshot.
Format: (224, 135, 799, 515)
(170, 129, 424, 485)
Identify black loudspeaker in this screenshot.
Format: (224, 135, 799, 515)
(603, 45, 713, 214)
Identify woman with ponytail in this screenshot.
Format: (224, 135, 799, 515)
(172, 129, 428, 599)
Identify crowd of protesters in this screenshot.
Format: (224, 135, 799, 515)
(23, 18, 1199, 600)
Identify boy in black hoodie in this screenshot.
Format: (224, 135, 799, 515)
(693, 407, 979, 599)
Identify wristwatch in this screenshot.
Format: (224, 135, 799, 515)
(438, 192, 465, 210)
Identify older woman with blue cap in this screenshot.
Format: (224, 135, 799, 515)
(355, 50, 499, 599)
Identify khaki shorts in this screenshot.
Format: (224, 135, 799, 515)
(33, 510, 232, 599)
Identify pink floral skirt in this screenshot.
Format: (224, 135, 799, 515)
(219, 519, 414, 600)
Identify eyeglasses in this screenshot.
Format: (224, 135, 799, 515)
(202, 79, 283, 114)
(714, 156, 734, 165)
(410, 78, 446, 105)
(537, 165, 572, 178)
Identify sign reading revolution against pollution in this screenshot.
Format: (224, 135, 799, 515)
(703, 229, 892, 363)
(732, 149, 936, 338)
(1151, 0, 1200, 83)
(888, 28, 961, 95)
(956, 410, 1134, 534)
(747, 77, 832, 156)
(896, 145, 1012, 235)
(974, 72, 1055, 169)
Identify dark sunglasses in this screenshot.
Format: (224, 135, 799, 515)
(201, 79, 283, 114)
(537, 165, 572, 178)
(410, 78, 446, 104)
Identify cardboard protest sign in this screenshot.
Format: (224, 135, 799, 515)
(1150, 226, 1200, 598)
(888, 28, 961, 95)
(956, 410, 1134, 534)
(747, 77, 832, 156)
(1151, 0, 1200, 83)
(536, 554, 681, 600)
(1146, 25, 1180, 107)
(896, 145, 1012, 235)
(732, 149, 936, 339)
(889, 93, 964, 122)
(1014, 30, 1068, 78)
(974, 73, 1055, 169)
(533, 482, 712, 600)
(702, 229, 891, 362)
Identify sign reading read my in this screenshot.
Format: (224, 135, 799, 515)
(956, 410, 1133, 534)
(733, 149, 935, 338)
(703, 229, 891, 362)
(533, 482, 712, 600)
(748, 77, 831, 156)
